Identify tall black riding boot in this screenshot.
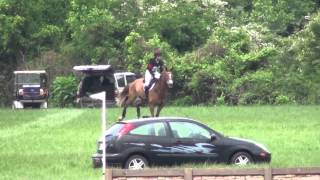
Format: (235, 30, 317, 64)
(144, 88, 149, 102)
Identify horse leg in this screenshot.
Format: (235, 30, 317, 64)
(155, 104, 163, 117)
(119, 96, 129, 121)
(136, 105, 141, 118)
(119, 105, 127, 121)
(149, 104, 155, 117)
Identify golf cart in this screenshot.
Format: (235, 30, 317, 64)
(12, 70, 48, 109)
(73, 65, 136, 107)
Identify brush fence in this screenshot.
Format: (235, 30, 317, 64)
(105, 167, 320, 180)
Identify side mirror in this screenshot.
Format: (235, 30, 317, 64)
(211, 134, 217, 141)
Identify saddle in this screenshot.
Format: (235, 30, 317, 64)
(143, 78, 156, 91)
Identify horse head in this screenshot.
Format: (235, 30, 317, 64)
(161, 71, 173, 88)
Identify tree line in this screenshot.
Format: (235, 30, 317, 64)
(1, 0, 320, 106)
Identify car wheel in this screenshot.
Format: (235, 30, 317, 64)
(230, 152, 253, 165)
(92, 158, 102, 168)
(124, 155, 148, 170)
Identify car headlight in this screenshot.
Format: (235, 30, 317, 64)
(40, 88, 44, 96)
(18, 89, 24, 96)
(255, 142, 270, 154)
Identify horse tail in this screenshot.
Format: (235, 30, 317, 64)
(117, 85, 129, 107)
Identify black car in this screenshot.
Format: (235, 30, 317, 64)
(92, 117, 271, 169)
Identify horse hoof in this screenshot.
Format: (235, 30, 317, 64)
(118, 116, 123, 121)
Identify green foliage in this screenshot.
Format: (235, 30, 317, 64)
(171, 96, 193, 106)
(274, 12, 320, 104)
(172, 25, 278, 105)
(124, 32, 177, 73)
(216, 94, 226, 106)
(188, 71, 217, 104)
(50, 76, 78, 107)
(67, 4, 118, 64)
(65, 0, 141, 65)
(275, 95, 292, 105)
(228, 0, 316, 35)
(0, 0, 69, 56)
(139, 1, 223, 52)
(234, 70, 275, 105)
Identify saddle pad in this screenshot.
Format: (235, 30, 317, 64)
(143, 80, 156, 91)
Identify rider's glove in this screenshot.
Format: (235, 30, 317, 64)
(154, 72, 160, 79)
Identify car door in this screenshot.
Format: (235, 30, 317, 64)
(167, 121, 220, 164)
(114, 74, 125, 90)
(127, 121, 173, 165)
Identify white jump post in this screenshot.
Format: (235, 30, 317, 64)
(90, 91, 107, 180)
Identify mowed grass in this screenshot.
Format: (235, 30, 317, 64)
(0, 106, 319, 179)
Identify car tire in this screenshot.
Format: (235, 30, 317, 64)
(230, 152, 253, 165)
(92, 159, 102, 168)
(124, 155, 148, 170)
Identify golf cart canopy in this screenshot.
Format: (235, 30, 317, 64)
(14, 70, 47, 85)
(14, 70, 46, 74)
(73, 65, 112, 73)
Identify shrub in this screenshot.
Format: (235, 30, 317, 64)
(216, 94, 226, 106)
(50, 76, 78, 107)
(172, 96, 193, 106)
(275, 95, 292, 105)
(188, 71, 217, 104)
(232, 70, 275, 105)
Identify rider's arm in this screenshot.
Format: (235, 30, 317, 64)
(147, 60, 155, 77)
(159, 60, 164, 72)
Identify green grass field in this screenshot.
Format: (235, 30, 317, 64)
(0, 106, 319, 180)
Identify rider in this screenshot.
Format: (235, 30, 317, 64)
(144, 47, 164, 100)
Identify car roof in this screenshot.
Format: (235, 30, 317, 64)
(114, 72, 135, 76)
(120, 117, 198, 124)
(73, 65, 112, 72)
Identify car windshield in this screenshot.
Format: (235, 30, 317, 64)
(16, 74, 41, 85)
(116, 75, 125, 88)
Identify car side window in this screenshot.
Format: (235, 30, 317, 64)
(116, 74, 125, 87)
(126, 75, 136, 85)
(169, 122, 211, 139)
(129, 122, 167, 137)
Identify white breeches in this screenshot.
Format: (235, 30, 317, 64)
(144, 70, 153, 87)
(144, 70, 160, 88)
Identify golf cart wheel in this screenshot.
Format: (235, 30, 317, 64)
(230, 151, 253, 165)
(124, 155, 148, 170)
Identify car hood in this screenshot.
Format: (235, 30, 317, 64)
(227, 137, 270, 153)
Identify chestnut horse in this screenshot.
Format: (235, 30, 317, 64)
(117, 70, 173, 120)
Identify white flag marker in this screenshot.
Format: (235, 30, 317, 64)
(89, 91, 107, 180)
